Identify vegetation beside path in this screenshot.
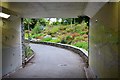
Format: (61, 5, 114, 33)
(24, 18, 89, 51)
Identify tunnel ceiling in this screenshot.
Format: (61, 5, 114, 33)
(1, 2, 106, 18)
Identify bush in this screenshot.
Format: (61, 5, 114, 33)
(65, 35, 73, 44)
(49, 38, 61, 43)
(71, 33, 80, 38)
(31, 33, 44, 38)
(66, 35, 73, 40)
(50, 27, 59, 34)
(41, 37, 52, 42)
(79, 31, 86, 35)
(66, 28, 73, 32)
(75, 36, 84, 41)
(61, 39, 67, 44)
(25, 45, 33, 58)
(73, 42, 88, 51)
(32, 22, 43, 34)
(59, 26, 67, 30)
(24, 33, 32, 39)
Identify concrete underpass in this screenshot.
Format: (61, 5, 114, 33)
(8, 43, 86, 78)
(0, 0, 119, 79)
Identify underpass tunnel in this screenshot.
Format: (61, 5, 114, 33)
(1, 7, 22, 77)
(0, 1, 119, 78)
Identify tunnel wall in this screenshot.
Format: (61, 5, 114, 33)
(2, 17, 22, 76)
(0, 18, 2, 79)
(0, 5, 2, 79)
(118, 1, 120, 77)
(89, 2, 118, 78)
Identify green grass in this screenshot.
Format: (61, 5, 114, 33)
(73, 42, 88, 51)
(48, 38, 61, 43)
(41, 37, 52, 42)
(31, 33, 44, 38)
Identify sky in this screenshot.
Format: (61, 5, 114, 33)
(46, 18, 62, 24)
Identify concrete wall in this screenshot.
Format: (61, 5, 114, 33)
(2, 16, 22, 76)
(118, 1, 120, 77)
(0, 17, 2, 79)
(89, 2, 118, 78)
(0, 6, 2, 79)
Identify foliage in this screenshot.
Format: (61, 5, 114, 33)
(25, 45, 33, 58)
(53, 22, 60, 25)
(71, 33, 80, 38)
(61, 39, 67, 44)
(60, 35, 73, 44)
(38, 18, 48, 26)
(32, 22, 42, 34)
(41, 37, 52, 42)
(61, 18, 72, 25)
(59, 26, 67, 30)
(31, 33, 44, 38)
(66, 27, 74, 32)
(24, 18, 89, 51)
(73, 36, 84, 42)
(66, 35, 73, 40)
(73, 42, 88, 51)
(24, 33, 32, 39)
(49, 27, 59, 34)
(23, 18, 33, 30)
(65, 35, 73, 44)
(49, 38, 61, 43)
(79, 31, 87, 35)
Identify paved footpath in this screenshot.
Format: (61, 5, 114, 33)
(9, 43, 86, 78)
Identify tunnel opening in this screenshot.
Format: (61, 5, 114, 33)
(21, 16, 90, 67)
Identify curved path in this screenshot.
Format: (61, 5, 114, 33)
(9, 43, 86, 78)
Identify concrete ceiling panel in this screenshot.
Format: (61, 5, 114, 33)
(1, 2, 107, 18)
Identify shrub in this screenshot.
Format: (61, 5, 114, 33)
(32, 22, 43, 34)
(25, 33, 28, 39)
(65, 35, 73, 44)
(41, 37, 52, 42)
(25, 45, 33, 58)
(59, 26, 67, 30)
(71, 33, 80, 38)
(72, 36, 84, 44)
(32, 26, 41, 34)
(49, 38, 61, 43)
(24, 33, 32, 39)
(66, 28, 73, 32)
(61, 39, 67, 44)
(73, 42, 88, 51)
(79, 31, 87, 35)
(31, 34, 44, 38)
(49, 27, 59, 34)
(83, 34, 88, 38)
(66, 35, 73, 40)
(76, 36, 84, 40)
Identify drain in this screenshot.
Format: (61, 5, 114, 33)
(58, 64, 67, 67)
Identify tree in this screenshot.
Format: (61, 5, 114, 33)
(23, 18, 33, 30)
(61, 18, 72, 25)
(38, 18, 48, 26)
(23, 18, 33, 41)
